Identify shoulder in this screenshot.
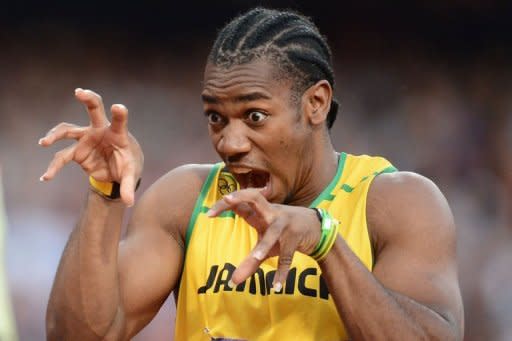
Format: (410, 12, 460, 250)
(130, 163, 216, 244)
(366, 172, 463, 335)
(366, 171, 456, 256)
(149, 163, 214, 196)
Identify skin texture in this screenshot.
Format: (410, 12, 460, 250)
(44, 58, 463, 340)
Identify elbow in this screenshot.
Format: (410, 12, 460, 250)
(395, 322, 461, 341)
(446, 322, 464, 341)
(45, 306, 127, 340)
(438, 309, 464, 341)
(424, 314, 463, 341)
(427, 328, 461, 341)
(45, 306, 110, 340)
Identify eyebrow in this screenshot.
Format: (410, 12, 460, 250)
(201, 92, 272, 104)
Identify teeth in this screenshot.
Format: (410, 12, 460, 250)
(231, 167, 252, 174)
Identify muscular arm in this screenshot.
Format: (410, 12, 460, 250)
(319, 172, 464, 340)
(46, 165, 209, 340)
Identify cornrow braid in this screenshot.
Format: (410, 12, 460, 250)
(209, 7, 339, 129)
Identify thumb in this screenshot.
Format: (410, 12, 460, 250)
(120, 171, 136, 207)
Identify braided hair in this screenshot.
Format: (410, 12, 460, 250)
(208, 7, 339, 129)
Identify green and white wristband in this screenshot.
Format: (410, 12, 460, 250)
(309, 208, 340, 262)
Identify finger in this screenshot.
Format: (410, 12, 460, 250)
(272, 241, 297, 293)
(39, 123, 86, 146)
(232, 189, 274, 222)
(209, 189, 274, 223)
(110, 104, 128, 134)
(234, 201, 252, 215)
(230, 202, 254, 221)
(43, 122, 77, 138)
(40, 144, 77, 181)
(207, 195, 236, 217)
(120, 170, 136, 207)
(74, 88, 108, 128)
(231, 216, 285, 285)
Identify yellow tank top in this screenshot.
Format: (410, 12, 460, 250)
(175, 153, 396, 341)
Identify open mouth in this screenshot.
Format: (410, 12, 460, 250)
(229, 166, 272, 197)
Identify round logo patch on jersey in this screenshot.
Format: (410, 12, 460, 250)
(218, 172, 237, 196)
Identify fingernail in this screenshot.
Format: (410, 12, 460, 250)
(38, 138, 43, 145)
(225, 194, 233, 200)
(273, 282, 282, 293)
(228, 280, 235, 289)
(39, 175, 45, 182)
(253, 250, 264, 261)
(74, 88, 82, 94)
(207, 209, 215, 217)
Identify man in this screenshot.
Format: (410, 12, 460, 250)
(42, 7, 464, 340)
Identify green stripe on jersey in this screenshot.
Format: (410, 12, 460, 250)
(309, 152, 346, 208)
(185, 163, 222, 250)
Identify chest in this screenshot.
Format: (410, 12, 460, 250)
(181, 215, 345, 340)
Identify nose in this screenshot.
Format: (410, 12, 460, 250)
(216, 122, 251, 160)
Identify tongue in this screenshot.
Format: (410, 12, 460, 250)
(248, 172, 268, 188)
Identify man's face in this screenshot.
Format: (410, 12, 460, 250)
(202, 59, 314, 204)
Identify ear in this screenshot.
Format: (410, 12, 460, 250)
(302, 80, 333, 126)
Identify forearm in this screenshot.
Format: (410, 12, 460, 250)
(319, 236, 458, 341)
(46, 190, 126, 340)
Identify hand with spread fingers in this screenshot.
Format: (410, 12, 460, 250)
(39, 88, 143, 207)
(208, 188, 321, 292)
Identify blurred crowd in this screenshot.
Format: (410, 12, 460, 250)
(1, 3, 511, 340)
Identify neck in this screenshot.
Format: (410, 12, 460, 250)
(287, 133, 338, 207)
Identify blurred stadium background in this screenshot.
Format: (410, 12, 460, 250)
(0, 1, 511, 340)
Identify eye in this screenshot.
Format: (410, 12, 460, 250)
(206, 112, 224, 125)
(246, 111, 268, 124)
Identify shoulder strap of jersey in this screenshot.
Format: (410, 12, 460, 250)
(309, 152, 348, 208)
(185, 163, 223, 251)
